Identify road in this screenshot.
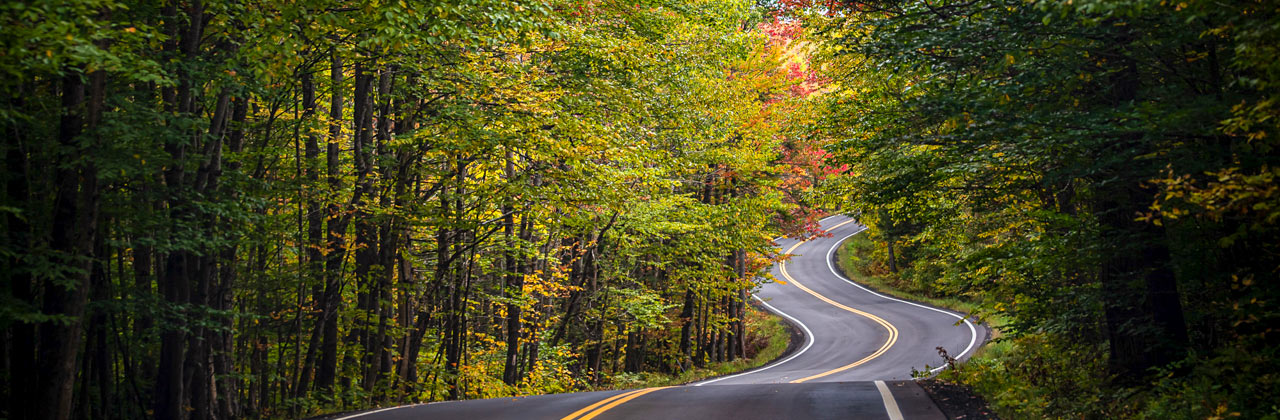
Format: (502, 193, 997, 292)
(342, 215, 985, 420)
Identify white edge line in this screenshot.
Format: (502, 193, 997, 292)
(333, 403, 425, 420)
(319, 214, 958, 413)
(875, 380, 905, 420)
(701, 213, 978, 385)
(693, 295, 816, 386)
(823, 224, 979, 374)
(697, 213, 840, 385)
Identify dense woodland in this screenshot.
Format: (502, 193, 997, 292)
(802, 0, 1280, 418)
(0, 1, 836, 419)
(5, 0, 1279, 419)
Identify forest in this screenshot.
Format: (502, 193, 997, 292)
(0, 0, 832, 419)
(808, 0, 1280, 418)
(2, 0, 1278, 419)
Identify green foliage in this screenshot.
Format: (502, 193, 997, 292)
(611, 305, 790, 389)
(944, 334, 1117, 419)
(801, 0, 1280, 416)
(1142, 344, 1280, 420)
(0, 0, 834, 418)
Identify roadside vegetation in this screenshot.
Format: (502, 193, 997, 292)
(835, 232, 980, 319)
(801, 0, 1280, 418)
(613, 305, 791, 389)
(5, 0, 1277, 419)
(0, 1, 838, 419)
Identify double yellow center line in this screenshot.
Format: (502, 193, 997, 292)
(778, 225, 899, 382)
(559, 219, 898, 417)
(559, 387, 670, 420)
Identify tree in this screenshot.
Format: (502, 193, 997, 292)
(0, 0, 817, 418)
(808, 0, 1280, 416)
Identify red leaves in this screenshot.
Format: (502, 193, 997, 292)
(759, 18, 802, 48)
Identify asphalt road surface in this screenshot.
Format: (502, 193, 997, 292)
(342, 215, 985, 420)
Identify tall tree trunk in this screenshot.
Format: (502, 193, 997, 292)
(213, 96, 248, 420)
(502, 151, 523, 386)
(5, 85, 38, 420)
(678, 288, 696, 369)
(42, 73, 100, 420)
(302, 59, 325, 344)
(351, 62, 379, 392)
(187, 88, 230, 420)
(315, 51, 354, 394)
(443, 159, 468, 401)
(297, 51, 345, 398)
(885, 238, 897, 274)
(1098, 24, 1189, 380)
(80, 232, 112, 420)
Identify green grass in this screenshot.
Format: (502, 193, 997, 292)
(833, 234, 975, 314)
(606, 232, 1005, 392)
(833, 232, 1007, 349)
(608, 305, 792, 389)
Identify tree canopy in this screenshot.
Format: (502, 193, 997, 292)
(801, 0, 1280, 417)
(0, 1, 832, 418)
(5, 0, 1278, 418)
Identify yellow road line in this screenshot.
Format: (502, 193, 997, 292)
(558, 389, 645, 420)
(778, 220, 900, 383)
(563, 387, 671, 420)
(558, 218, 890, 418)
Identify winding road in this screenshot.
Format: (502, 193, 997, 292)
(341, 215, 985, 420)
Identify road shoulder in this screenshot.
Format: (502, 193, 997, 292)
(917, 379, 1001, 420)
(884, 380, 947, 420)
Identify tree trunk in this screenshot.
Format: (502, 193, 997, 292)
(678, 288, 695, 369)
(502, 151, 523, 385)
(351, 61, 380, 392)
(315, 50, 352, 394)
(5, 87, 38, 420)
(38, 73, 99, 420)
(1098, 24, 1189, 380)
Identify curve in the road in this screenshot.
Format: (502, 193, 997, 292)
(779, 221, 900, 383)
(698, 215, 981, 385)
(821, 225, 979, 375)
(338, 215, 985, 419)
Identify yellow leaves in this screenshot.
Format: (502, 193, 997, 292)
(1005, 54, 1015, 65)
(941, 118, 958, 132)
(1148, 165, 1280, 239)
(1206, 25, 1232, 37)
(1207, 402, 1243, 420)
(523, 268, 580, 298)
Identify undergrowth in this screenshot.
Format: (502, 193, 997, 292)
(841, 228, 1280, 419)
(610, 305, 791, 389)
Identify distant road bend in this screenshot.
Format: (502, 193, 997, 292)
(344, 215, 986, 420)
